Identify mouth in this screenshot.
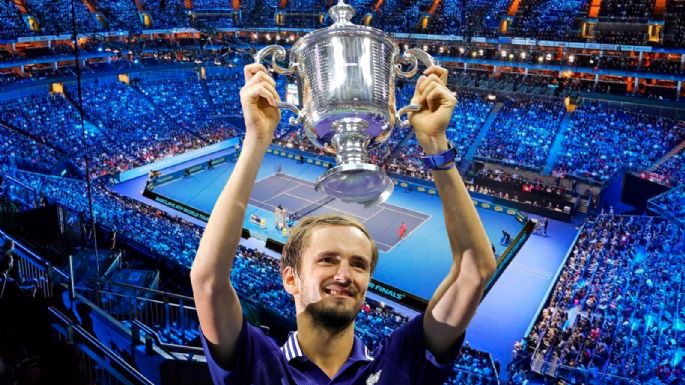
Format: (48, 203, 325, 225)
(324, 288, 355, 298)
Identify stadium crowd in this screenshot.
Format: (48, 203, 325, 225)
(524, 215, 685, 384)
(651, 185, 685, 224)
(475, 96, 564, 170)
(553, 102, 685, 183)
(0, 0, 683, 46)
(650, 152, 685, 187)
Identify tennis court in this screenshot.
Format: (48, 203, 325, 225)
(248, 173, 430, 252)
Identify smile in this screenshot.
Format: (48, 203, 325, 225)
(324, 288, 354, 297)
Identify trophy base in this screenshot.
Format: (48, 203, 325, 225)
(315, 163, 394, 206)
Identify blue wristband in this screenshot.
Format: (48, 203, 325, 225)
(421, 142, 457, 170)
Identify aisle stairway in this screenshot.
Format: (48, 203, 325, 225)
(543, 110, 573, 175)
(464, 102, 503, 161)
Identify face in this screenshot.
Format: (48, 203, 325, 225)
(284, 225, 373, 333)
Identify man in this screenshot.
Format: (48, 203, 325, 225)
(190, 63, 497, 384)
(397, 221, 407, 240)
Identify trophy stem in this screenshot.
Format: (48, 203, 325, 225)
(331, 118, 371, 166)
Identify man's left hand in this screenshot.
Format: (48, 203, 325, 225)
(407, 66, 457, 153)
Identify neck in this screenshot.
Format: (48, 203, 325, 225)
(296, 313, 355, 379)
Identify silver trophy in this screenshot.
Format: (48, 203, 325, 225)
(255, 0, 436, 205)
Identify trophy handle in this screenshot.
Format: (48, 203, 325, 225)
(254, 45, 302, 126)
(395, 104, 420, 129)
(395, 48, 438, 79)
(395, 48, 438, 127)
(254, 44, 297, 75)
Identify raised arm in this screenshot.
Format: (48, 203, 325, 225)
(190, 63, 281, 366)
(408, 67, 497, 359)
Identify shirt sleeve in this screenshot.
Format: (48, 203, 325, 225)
(200, 317, 279, 385)
(380, 313, 465, 383)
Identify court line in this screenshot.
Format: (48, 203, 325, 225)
(381, 209, 433, 254)
(266, 183, 304, 203)
(362, 208, 384, 223)
(379, 204, 430, 221)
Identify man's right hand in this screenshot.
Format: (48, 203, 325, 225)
(241, 63, 281, 148)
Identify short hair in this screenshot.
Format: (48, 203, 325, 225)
(281, 214, 378, 274)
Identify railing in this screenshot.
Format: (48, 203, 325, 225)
(4, 174, 39, 207)
(529, 354, 640, 385)
(131, 319, 203, 355)
(49, 306, 155, 385)
(76, 281, 201, 347)
(0, 228, 69, 298)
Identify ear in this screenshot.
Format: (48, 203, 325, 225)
(282, 266, 300, 296)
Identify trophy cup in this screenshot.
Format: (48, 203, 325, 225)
(255, 0, 436, 206)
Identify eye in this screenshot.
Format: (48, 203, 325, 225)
(319, 256, 335, 264)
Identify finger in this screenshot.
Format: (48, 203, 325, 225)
(416, 80, 440, 107)
(416, 75, 428, 95)
(426, 74, 443, 87)
(421, 81, 441, 109)
(244, 63, 269, 82)
(245, 70, 276, 89)
(423, 65, 448, 84)
(241, 84, 277, 107)
(426, 86, 456, 111)
(264, 81, 281, 103)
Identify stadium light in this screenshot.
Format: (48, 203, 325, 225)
(520, 52, 526, 59)
(458, 47, 465, 54)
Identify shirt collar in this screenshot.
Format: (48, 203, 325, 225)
(280, 331, 374, 362)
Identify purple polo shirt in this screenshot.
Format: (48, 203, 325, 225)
(200, 314, 465, 385)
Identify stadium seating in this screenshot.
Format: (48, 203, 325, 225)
(0, 0, 681, 47)
(598, 0, 654, 21)
(512, 0, 586, 41)
(0, 122, 60, 174)
(475, 96, 564, 171)
(650, 185, 685, 224)
(0, 1, 29, 40)
(94, 0, 141, 31)
(194, 0, 233, 8)
(462, 0, 510, 37)
(553, 102, 685, 183)
(525, 215, 685, 383)
(651, 152, 685, 187)
(138, 0, 188, 28)
(29, 0, 104, 35)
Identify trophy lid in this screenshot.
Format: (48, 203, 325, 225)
(328, 0, 355, 26)
(290, 0, 397, 55)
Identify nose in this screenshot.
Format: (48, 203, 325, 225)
(334, 262, 351, 283)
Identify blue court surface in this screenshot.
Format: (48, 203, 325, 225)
(149, 153, 524, 299)
(111, 148, 580, 378)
